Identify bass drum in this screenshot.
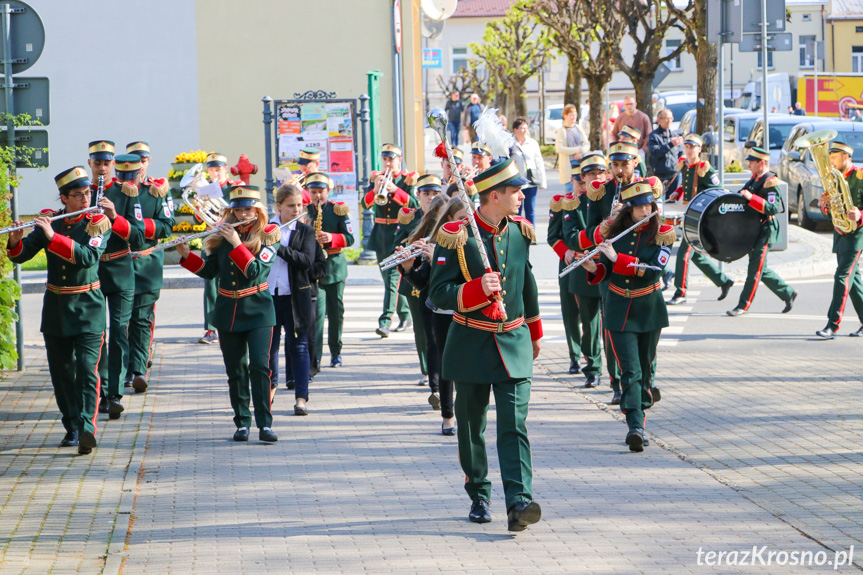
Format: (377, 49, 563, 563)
(683, 188, 762, 263)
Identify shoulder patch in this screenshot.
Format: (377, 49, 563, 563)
(562, 194, 581, 211)
(85, 213, 111, 237)
(586, 180, 606, 202)
(398, 207, 416, 225)
(549, 194, 565, 213)
(696, 160, 711, 178)
(332, 201, 350, 216)
(259, 245, 276, 262)
(764, 176, 780, 189)
(261, 223, 281, 246)
(436, 220, 468, 250)
(509, 215, 536, 243)
(403, 171, 417, 186)
(656, 224, 677, 246)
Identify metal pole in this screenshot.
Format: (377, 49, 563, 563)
(2, 3, 23, 371)
(358, 94, 376, 263)
(391, 1, 403, 149)
(761, 0, 770, 151)
(262, 97, 274, 210)
(604, 82, 610, 149)
(814, 41, 819, 116)
(718, 40, 725, 182)
(538, 66, 545, 144)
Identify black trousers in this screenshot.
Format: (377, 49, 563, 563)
(426, 307, 454, 420)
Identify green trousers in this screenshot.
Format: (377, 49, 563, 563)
(128, 291, 159, 377)
(203, 277, 217, 331)
(737, 238, 795, 311)
(315, 281, 345, 362)
(607, 329, 661, 430)
(406, 295, 428, 375)
(673, 237, 729, 295)
(455, 379, 533, 510)
(828, 250, 863, 331)
(218, 327, 274, 429)
(44, 331, 103, 435)
(573, 293, 602, 376)
(99, 289, 133, 398)
(598, 284, 621, 391)
(558, 278, 582, 363)
(376, 249, 410, 328)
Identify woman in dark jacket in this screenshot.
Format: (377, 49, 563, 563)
(267, 184, 318, 415)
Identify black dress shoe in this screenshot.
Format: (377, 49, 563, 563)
(77, 446, 93, 455)
(107, 396, 124, 420)
(330, 354, 342, 367)
(569, 360, 581, 374)
(651, 387, 661, 403)
(393, 318, 412, 332)
(850, 326, 863, 337)
(98, 397, 109, 414)
(233, 427, 249, 442)
(60, 431, 79, 447)
(285, 379, 295, 390)
(506, 500, 541, 532)
(726, 307, 747, 317)
(294, 404, 308, 416)
(375, 326, 390, 338)
(428, 392, 442, 411)
(782, 290, 798, 314)
(468, 499, 492, 523)
(611, 390, 622, 405)
(259, 427, 278, 442)
(718, 279, 734, 301)
(668, 291, 687, 305)
(816, 326, 836, 339)
(132, 374, 148, 393)
(584, 374, 600, 388)
(441, 423, 456, 436)
(626, 428, 645, 452)
(661, 270, 674, 292)
(77, 430, 97, 455)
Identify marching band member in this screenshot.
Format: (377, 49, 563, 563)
(176, 185, 280, 443)
(267, 184, 317, 415)
(394, 174, 442, 387)
(581, 180, 676, 452)
(470, 142, 493, 173)
(548, 160, 582, 375)
(442, 147, 465, 184)
(363, 143, 418, 338)
(815, 140, 863, 338)
(726, 147, 798, 316)
(6, 167, 111, 454)
(563, 153, 609, 389)
(93, 153, 146, 418)
(306, 173, 354, 367)
(127, 145, 174, 393)
(429, 158, 543, 532)
(615, 126, 648, 177)
(667, 134, 733, 305)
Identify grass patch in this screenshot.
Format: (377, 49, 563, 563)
(344, 248, 361, 262)
(20, 250, 46, 271)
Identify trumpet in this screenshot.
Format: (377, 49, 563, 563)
(379, 236, 431, 270)
(559, 211, 659, 278)
(374, 168, 393, 206)
(181, 163, 230, 227)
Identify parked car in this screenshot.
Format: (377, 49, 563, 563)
(679, 107, 747, 139)
(722, 112, 784, 167)
(653, 94, 697, 131)
(746, 115, 833, 171)
(778, 121, 863, 229)
(543, 104, 564, 144)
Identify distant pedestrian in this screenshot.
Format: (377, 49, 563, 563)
(464, 94, 483, 142)
(647, 109, 683, 197)
(610, 96, 651, 153)
(445, 91, 464, 147)
(554, 104, 589, 193)
(511, 116, 547, 226)
(794, 102, 807, 116)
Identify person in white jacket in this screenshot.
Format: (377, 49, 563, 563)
(512, 116, 547, 227)
(554, 104, 589, 193)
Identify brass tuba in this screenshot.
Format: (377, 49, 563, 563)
(794, 129, 857, 234)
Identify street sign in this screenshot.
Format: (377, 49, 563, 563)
(740, 0, 786, 33)
(738, 32, 793, 52)
(422, 49, 441, 68)
(652, 63, 672, 89)
(0, 76, 47, 123)
(1, 127, 47, 167)
(0, 1, 43, 74)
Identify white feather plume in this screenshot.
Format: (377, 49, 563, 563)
(473, 108, 515, 159)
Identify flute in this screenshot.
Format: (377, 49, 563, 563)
(559, 211, 659, 278)
(0, 206, 103, 236)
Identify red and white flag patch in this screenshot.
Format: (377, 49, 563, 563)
(89, 235, 104, 248)
(437, 256, 446, 265)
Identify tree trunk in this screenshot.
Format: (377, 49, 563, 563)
(694, 0, 717, 135)
(512, 81, 528, 119)
(632, 73, 654, 121)
(565, 57, 582, 110)
(586, 77, 605, 150)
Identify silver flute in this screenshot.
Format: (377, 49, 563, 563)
(559, 211, 659, 278)
(379, 238, 431, 271)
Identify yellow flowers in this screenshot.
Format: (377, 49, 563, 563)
(172, 221, 193, 232)
(193, 223, 207, 232)
(173, 150, 211, 164)
(178, 204, 195, 215)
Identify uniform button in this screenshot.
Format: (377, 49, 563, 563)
(500, 250, 504, 255)
(502, 264, 506, 269)
(630, 242, 635, 246)
(232, 282, 236, 286)
(62, 276, 66, 280)
(502, 290, 507, 296)
(625, 279, 630, 284)
(497, 237, 501, 242)
(502, 277, 506, 282)
(61, 265, 65, 270)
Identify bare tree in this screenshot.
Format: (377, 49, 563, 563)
(436, 61, 490, 104)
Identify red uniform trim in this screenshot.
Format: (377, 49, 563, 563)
(363, 190, 375, 209)
(112, 215, 131, 240)
(743, 245, 769, 310)
(7, 239, 23, 258)
(679, 245, 692, 295)
(526, 315, 543, 340)
(836, 250, 862, 328)
(180, 252, 206, 274)
(613, 253, 638, 276)
(143, 218, 156, 239)
(47, 233, 75, 263)
(329, 233, 347, 250)
(748, 194, 766, 213)
(587, 263, 607, 284)
(577, 229, 595, 250)
(230, 244, 255, 276)
(551, 239, 568, 260)
(458, 278, 491, 312)
(91, 331, 104, 434)
(391, 188, 410, 207)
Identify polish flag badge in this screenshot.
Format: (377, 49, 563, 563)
(437, 256, 446, 265)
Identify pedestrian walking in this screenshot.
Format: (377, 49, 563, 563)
(445, 91, 464, 147)
(464, 94, 483, 143)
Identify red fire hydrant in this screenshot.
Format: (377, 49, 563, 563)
(230, 154, 258, 185)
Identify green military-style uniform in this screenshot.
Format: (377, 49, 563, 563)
(181, 185, 279, 435)
(548, 191, 582, 370)
(128, 173, 174, 389)
(670, 150, 730, 299)
(820, 141, 863, 335)
(8, 166, 112, 452)
(585, 180, 675, 451)
(429, 159, 543, 525)
(617, 126, 648, 178)
(394, 205, 428, 376)
(304, 172, 355, 366)
(730, 147, 796, 314)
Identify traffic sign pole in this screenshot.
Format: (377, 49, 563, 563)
(761, 0, 770, 151)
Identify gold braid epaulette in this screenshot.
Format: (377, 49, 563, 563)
(148, 179, 169, 198)
(333, 202, 350, 216)
(436, 222, 468, 249)
(120, 182, 139, 197)
(85, 214, 111, 237)
(586, 182, 606, 202)
(404, 172, 418, 186)
(549, 196, 564, 213)
(398, 209, 415, 225)
(261, 223, 281, 246)
(650, 177, 663, 199)
(562, 195, 580, 211)
(513, 217, 536, 242)
(696, 161, 711, 178)
(656, 225, 677, 246)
